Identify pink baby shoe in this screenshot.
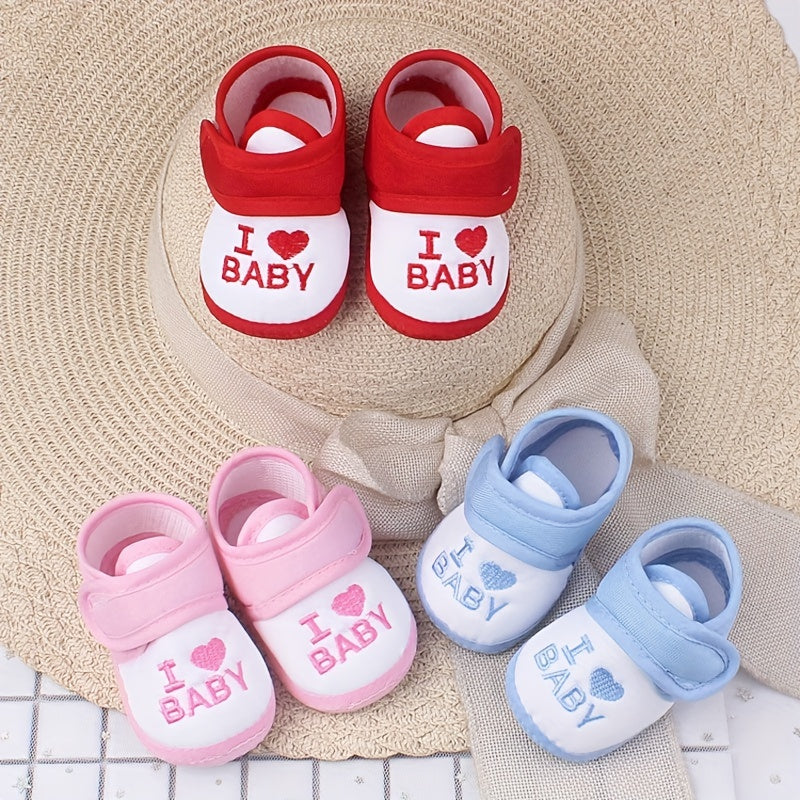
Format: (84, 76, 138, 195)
(364, 49, 522, 339)
(77, 494, 275, 766)
(207, 447, 417, 712)
(200, 46, 349, 338)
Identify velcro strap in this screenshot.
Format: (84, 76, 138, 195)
(463, 437, 592, 570)
(200, 119, 345, 216)
(586, 559, 740, 701)
(364, 108, 521, 217)
(221, 485, 371, 619)
(78, 536, 226, 652)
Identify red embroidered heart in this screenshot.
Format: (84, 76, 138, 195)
(331, 584, 366, 617)
(190, 637, 226, 671)
(454, 226, 487, 258)
(268, 229, 309, 260)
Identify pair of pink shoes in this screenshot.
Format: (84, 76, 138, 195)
(77, 448, 417, 766)
(199, 45, 521, 340)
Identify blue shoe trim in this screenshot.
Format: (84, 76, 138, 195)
(415, 555, 529, 654)
(464, 408, 633, 570)
(505, 648, 629, 763)
(643, 563, 710, 622)
(657, 547, 732, 605)
(586, 517, 742, 703)
(515, 455, 581, 510)
(504, 415, 621, 470)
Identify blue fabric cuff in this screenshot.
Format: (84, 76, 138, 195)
(586, 517, 742, 701)
(463, 409, 632, 570)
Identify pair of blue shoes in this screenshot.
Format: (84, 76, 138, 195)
(416, 407, 742, 762)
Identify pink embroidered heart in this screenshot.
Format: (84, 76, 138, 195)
(190, 637, 226, 671)
(331, 584, 366, 617)
(268, 229, 309, 260)
(454, 226, 487, 258)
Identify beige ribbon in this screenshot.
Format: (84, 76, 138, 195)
(313, 308, 661, 539)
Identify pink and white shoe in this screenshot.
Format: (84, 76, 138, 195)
(207, 447, 417, 713)
(364, 49, 522, 339)
(199, 46, 350, 338)
(77, 494, 275, 766)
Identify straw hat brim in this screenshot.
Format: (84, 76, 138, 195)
(1, 0, 798, 760)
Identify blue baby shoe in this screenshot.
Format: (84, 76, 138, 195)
(416, 407, 632, 653)
(506, 517, 742, 762)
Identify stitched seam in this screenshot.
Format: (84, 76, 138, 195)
(256, 537, 367, 614)
(90, 544, 209, 598)
(480, 463, 593, 528)
(87, 545, 222, 645)
(225, 490, 355, 562)
(471, 507, 578, 563)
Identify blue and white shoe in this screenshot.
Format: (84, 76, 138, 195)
(416, 407, 633, 653)
(505, 517, 742, 762)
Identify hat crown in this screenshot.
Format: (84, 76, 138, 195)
(157, 57, 580, 420)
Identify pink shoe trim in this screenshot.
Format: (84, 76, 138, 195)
(266, 621, 417, 713)
(237, 497, 309, 545)
(115, 665, 276, 766)
(111, 536, 181, 576)
(208, 448, 372, 618)
(78, 494, 227, 652)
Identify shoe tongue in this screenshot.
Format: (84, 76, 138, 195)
(401, 105, 488, 148)
(511, 455, 582, 510)
(644, 563, 710, 622)
(236, 498, 308, 546)
(240, 108, 321, 153)
(111, 536, 180, 576)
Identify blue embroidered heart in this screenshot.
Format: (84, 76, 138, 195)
(479, 561, 517, 591)
(589, 668, 625, 702)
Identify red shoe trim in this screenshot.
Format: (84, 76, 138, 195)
(201, 46, 345, 217)
(364, 49, 521, 217)
(240, 108, 321, 149)
(401, 105, 488, 145)
(201, 276, 347, 339)
(250, 76, 332, 121)
(364, 256, 508, 340)
(392, 73, 462, 108)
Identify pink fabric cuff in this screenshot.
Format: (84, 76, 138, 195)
(77, 494, 227, 653)
(212, 485, 372, 620)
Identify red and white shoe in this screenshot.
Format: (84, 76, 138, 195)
(364, 50, 522, 340)
(199, 46, 350, 338)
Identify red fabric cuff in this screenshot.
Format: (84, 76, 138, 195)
(199, 45, 346, 217)
(364, 49, 522, 217)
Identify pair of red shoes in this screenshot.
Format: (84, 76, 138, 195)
(200, 46, 522, 341)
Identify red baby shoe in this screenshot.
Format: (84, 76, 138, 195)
(200, 46, 350, 338)
(364, 50, 522, 340)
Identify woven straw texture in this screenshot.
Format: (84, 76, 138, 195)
(1, 0, 799, 782)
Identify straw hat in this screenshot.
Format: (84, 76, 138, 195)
(2, 0, 798, 767)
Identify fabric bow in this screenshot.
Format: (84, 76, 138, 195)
(313, 308, 661, 540)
